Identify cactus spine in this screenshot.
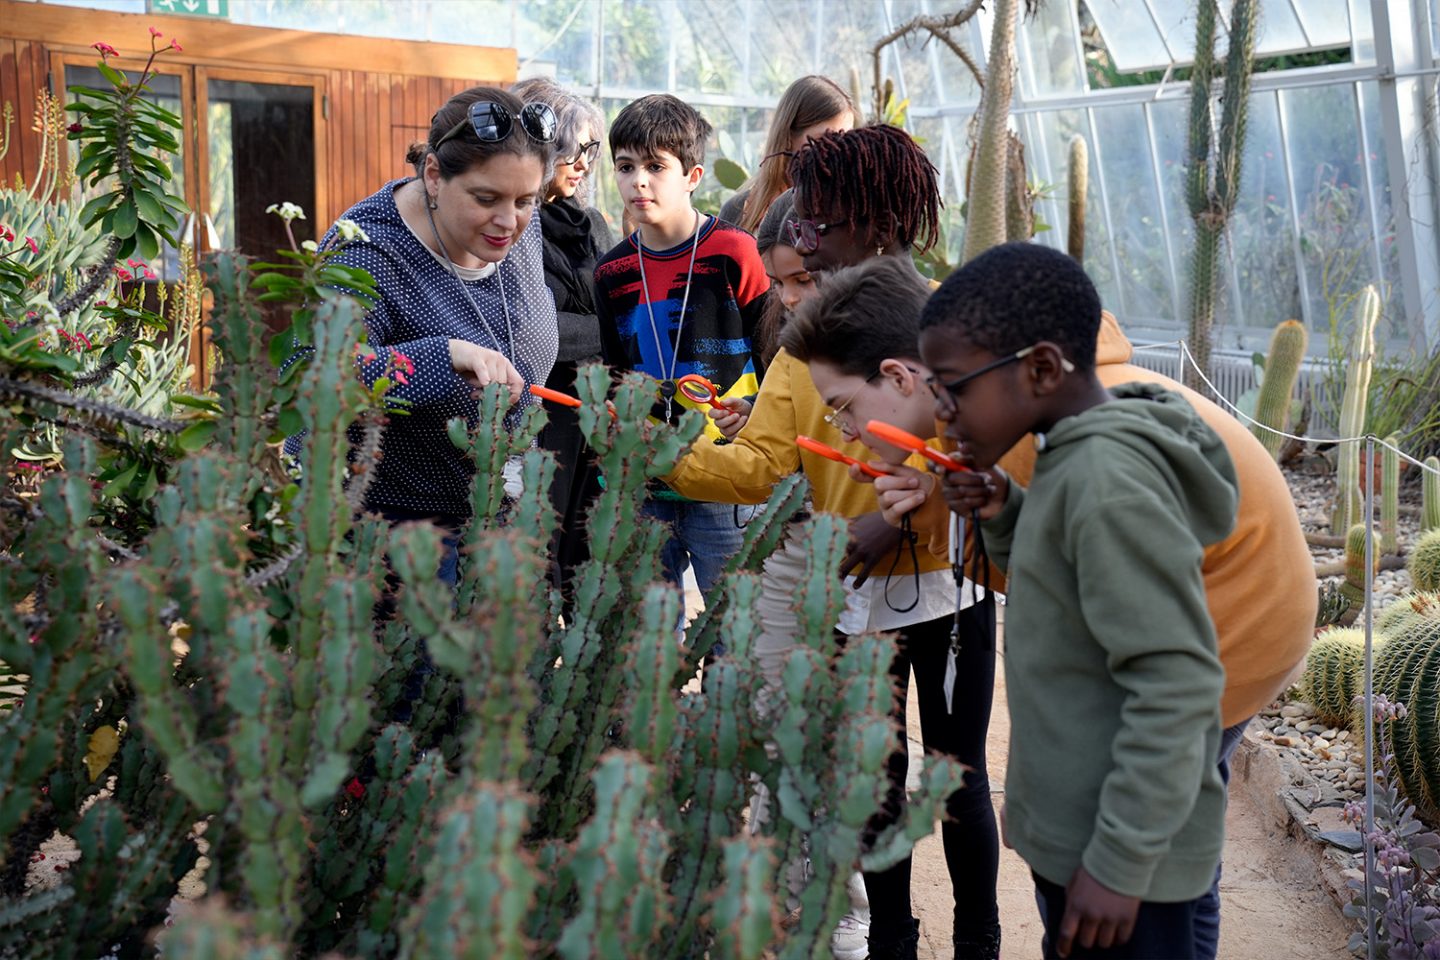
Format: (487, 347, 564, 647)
(1298, 628, 1373, 729)
(1424, 456, 1440, 532)
(1410, 530, 1440, 593)
(1339, 522, 1375, 622)
(1251, 320, 1307, 459)
(1331, 286, 1380, 534)
(1067, 134, 1088, 261)
(961, 0, 1018, 263)
(1182, 0, 1258, 392)
(1382, 434, 1400, 556)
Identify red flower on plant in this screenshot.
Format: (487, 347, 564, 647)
(344, 777, 365, 799)
(114, 266, 133, 281)
(0, 225, 13, 243)
(170, 38, 183, 52)
(142, 266, 156, 280)
(391, 350, 415, 377)
(149, 27, 163, 38)
(67, 122, 83, 134)
(24, 237, 38, 255)
(92, 42, 118, 58)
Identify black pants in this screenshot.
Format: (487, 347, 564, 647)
(537, 361, 601, 605)
(1034, 871, 1200, 959)
(856, 607, 1001, 947)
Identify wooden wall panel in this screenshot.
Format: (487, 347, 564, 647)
(0, 39, 46, 188)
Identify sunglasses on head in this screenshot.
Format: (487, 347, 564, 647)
(433, 100, 558, 151)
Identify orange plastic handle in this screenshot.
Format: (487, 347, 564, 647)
(676, 374, 729, 411)
(529, 383, 618, 420)
(863, 420, 968, 472)
(796, 435, 887, 479)
(529, 384, 582, 408)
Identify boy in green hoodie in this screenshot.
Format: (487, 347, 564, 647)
(920, 243, 1237, 960)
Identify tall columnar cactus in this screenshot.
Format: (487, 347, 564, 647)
(1298, 628, 1374, 729)
(1067, 134, 1088, 262)
(1382, 434, 1400, 556)
(1182, 0, 1259, 392)
(961, 0, 1018, 263)
(1410, 530, 1440, 593)
(1340, 522, 1375, 615)
(1425, 456, 1440, 532)
(1251, 320, 1308, 459)
(1331, 286, 1380, 534)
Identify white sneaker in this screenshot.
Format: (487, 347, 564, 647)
(830, 911, 870, 960)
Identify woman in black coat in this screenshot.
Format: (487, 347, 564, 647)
(511, 78, 613, 597)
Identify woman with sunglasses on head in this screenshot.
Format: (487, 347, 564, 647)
(666, 126, 1000, 960)
(299, 86, 558, 574)
(719, 75, 855, 233)
(511, 77, 613, 601)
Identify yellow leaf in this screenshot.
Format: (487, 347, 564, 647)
(84, 725, 119, 782)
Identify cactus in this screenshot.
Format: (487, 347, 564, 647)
(1339, 522, 1376, 617)
(1410, 530, 1440, 593)
(1251, 320, 1308, 459)
(961, 0, 1019, 263)
(1298, 628, 1373, 728)
(1331, 286, 1380, 534)
(1382, 435, 1400, 556)
(1067, 134, 1088, 262)
(1182, 0, 1258, 392)
(1424, 456, 1440, 532)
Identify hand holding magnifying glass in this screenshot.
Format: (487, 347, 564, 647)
(796, 435, 888, 479)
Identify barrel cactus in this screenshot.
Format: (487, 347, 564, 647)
(1251, 319, 1307, 460)
(1410, 529, 1440, 593)
(1298, 628, 1375, 729)
(1377, 592, 1440, 638)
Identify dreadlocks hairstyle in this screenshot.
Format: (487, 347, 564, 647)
(787, 125, 941, 255)
(920, 242, 1101, 370)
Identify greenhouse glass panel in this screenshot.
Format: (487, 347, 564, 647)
(1358, 82, 1406, 346)
(1028, 109, 1119, 310)
(599, 0, 672, 91)
(1279, 83, 1377, 338)
(1090, 102, 1173, 322)
(1348, 0, 1376, 64)
(1255, 0, 1309, 56)
(502, 0, 599, 88)
(1150, 2, 1200, 65)
(1083, 0, 1172, 72)
(1018, 0, 1085, 98)
(1291, 0, 1354, 49)
(817, 2, 893, 105)
(669, 0, 749, 96)
(747, 0, 823, 98)
(1227, 91, 1303, 342)
(1145, 96, 1194, 325)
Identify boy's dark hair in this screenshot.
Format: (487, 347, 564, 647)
(787, 125, 941, 255)
(919, 242, 1101, 369)
(609, 94, 712, 172)
(779, 257, 931, 377)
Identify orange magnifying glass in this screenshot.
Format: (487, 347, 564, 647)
(675, 374, 730, 412)
(863, 420, 969, 472)
(796, 435, 888, 479)
(529, 384, 618, 420)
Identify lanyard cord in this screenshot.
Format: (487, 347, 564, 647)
(882, 512, 921, 614)
(424, 199, 516, 366)
(636, 211, 703, 418)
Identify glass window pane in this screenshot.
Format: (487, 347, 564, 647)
(1026, 109, 1119, 310)
(747, 0, 821, 98)
(1348, 0, 1375, 64)
(1153, 3, 1199, 63)
(1280, 83, 1377, 337)
(1359, 82, 1405, 346)
(1256, 0, 1309, 56)
(1292, 0, 1353, 48)
(1084, 0, 1172, 73)
(600, 0, 672, 91)
(1019, 0, 1085, 97)
(1090, 102, 1172, 321)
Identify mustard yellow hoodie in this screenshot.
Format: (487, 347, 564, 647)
(913, 313, 1316, 725)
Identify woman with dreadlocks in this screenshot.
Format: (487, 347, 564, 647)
(663, 126, 1000, 960)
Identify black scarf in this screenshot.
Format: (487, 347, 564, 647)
(539, 197, 601, 317)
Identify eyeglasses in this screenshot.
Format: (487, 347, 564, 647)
(823, 369, 882, 434)
(563, 140, 602, 166)
(926, 345, 1075, 413)
(433, 100, 558, 152)
(787, 217, 850, 255)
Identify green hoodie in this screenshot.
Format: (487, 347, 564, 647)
(982, 382, 1238, 902)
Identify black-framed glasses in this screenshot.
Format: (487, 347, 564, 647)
(823, 368, 882, 434)
(926, 345, 1075, 413)
(787, 217, 849, 255)
(433, 100, 558, 151)
(563, 140, 601, 165)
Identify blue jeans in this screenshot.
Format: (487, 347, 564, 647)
(1035, 871, 1200, 959)
(1193, 717, 1251, 959)
(642, 498, 751, 595)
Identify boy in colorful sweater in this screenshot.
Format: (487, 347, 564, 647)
(923, 243, 1238, 960)
(593, 94, 768, 593)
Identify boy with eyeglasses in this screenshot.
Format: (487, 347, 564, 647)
(592, 93, 770, 598)
(915, 242, 1237, 960)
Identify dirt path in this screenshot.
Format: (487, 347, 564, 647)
(905, 616, 1353, 959)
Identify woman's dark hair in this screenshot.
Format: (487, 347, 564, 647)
(788, 125, 941, 255)
(405, 85, 553, 179)
(779, 256, 931, 376)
